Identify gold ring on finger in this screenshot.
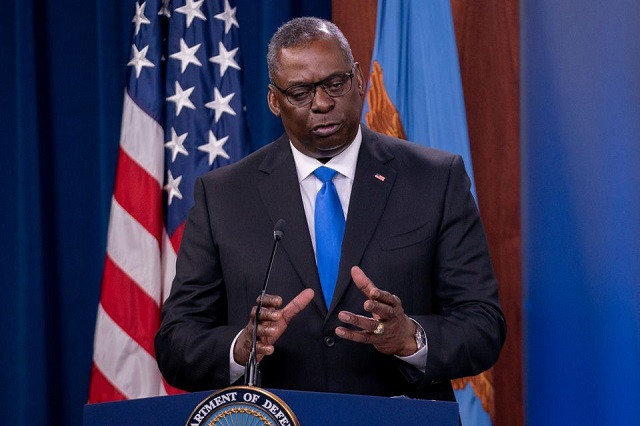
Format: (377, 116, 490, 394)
(373, 320, 385, 335)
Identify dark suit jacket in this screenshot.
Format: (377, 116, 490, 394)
(155, 127, 506, 401)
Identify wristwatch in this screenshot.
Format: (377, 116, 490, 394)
(410, 317, 427, 351)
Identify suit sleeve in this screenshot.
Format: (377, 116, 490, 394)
(415, 155, 506, 386)
(155, 176, 242, 391)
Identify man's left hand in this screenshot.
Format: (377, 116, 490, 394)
(335, 266, 418, 357)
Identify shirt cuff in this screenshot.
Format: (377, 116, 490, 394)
(394, 320, 428, 373)
(229, 330, 245, 383)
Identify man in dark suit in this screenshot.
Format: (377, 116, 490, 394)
(155, 17, 505, 402)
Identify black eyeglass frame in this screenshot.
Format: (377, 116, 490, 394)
(270, 63, 357, 106)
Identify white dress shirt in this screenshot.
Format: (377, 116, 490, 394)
(290, 125, 361, 254)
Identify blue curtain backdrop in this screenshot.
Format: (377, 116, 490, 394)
(0, 1, 329, 425)
(522, 1, 640, 424)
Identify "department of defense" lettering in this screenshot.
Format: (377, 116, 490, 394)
(189, 391, 238, 425)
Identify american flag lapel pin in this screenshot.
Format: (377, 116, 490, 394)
(374, 173, 386, 182)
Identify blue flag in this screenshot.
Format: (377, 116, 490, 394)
(363, 0, 475, 197)
(363, 0, 489, 424)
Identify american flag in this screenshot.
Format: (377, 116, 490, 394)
(89, 0, 249, 402)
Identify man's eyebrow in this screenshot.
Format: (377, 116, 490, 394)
(282, 71, 347, 87)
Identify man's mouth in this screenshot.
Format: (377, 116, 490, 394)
(312, 122, 341, 137)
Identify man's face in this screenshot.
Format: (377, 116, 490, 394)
(267, 37, 365, 160)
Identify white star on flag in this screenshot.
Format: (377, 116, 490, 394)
(205, 87, 236, 122)
(132, 1, 151, 35)
(198, 131, 230, 165)
(164, 128, 189, 162)
(170, 38, 202, 73)
(166, 81, 196, 116)
(209, 42, 240, 77)
(176, 0, 207, 28)
(158, 0, 171, 17)
(164, 170, 183, 205)
(214, 0, 239, 34)
(127, 44, 155, 78)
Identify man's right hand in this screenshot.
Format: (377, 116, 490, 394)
(233, 288, 315, 365)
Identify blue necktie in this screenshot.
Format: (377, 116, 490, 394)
(313, 166, 345, 308)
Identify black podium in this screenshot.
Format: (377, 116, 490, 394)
(84, 388, 458, 425)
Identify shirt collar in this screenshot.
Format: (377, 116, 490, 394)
(290, 125, 362, 183)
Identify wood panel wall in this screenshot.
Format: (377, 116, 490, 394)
(333, 1, 522, 425)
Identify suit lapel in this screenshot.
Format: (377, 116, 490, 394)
(258, 136, 327, 315)
(327, 129, 396, 316)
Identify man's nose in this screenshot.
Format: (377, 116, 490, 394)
(311, 86, 335, 112)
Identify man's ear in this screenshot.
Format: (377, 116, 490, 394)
(267, 86, 281, 117)
(355, 62, 365, 96)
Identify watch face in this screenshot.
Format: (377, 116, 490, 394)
(410, 318, 426, 351)
(415, 327, 426, 350)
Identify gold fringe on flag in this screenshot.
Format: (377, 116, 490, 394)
(364, 61, 407, 140)
(452, 369, 495, 422)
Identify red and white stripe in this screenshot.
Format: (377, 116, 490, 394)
(89, 93, 180, 402)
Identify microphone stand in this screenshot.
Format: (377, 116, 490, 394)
(245, 220, 285, 387)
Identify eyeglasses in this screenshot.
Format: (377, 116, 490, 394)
(271, 66, 356, 107)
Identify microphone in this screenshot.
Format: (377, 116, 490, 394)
(245, 219, 286, 386)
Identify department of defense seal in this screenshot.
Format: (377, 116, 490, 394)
(186, 386, 300, 426)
